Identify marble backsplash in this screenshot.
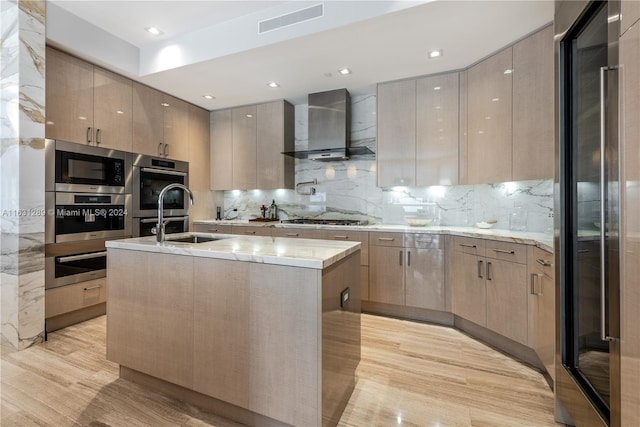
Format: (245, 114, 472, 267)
(221, 94, 554, 234)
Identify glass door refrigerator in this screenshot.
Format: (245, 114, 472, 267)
(555, 0, 621, 425)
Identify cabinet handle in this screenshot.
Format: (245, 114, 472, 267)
(244, 231, 256, 235)
(407, 250, 411, 266)
(208, 229, 218, 233)
(416, 239, 433, 243)
(164, 143, 169, 158)
(530, 273, 537, 295)
(87, 127, 92, 144)
(378, 237, 395, 241)
(96, 128, 102, 145)
(399, 250, 403, 266)
(460, 243, 476, 248)
(536, 258, 552, 267)
(84, 285, 102, 291)
(286, 233, 299, 237)
(486, 262, 492, 281)
(577, 249, 589, 253)
(478, 260, 483, 278)
(332, 235, 349, 240)
(158, 142, 163, 156)
(493, 249, 515, 255)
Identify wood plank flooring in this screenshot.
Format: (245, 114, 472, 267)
(1, 314, 560, 426)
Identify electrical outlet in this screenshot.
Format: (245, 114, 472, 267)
(548, 212, 554, 218)
(340, 287, 350, 309)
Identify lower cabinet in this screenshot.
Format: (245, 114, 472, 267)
(451, 237, 528, 345)
(369, 232, 445, 310)
(528, 246, 555, 382)
(192, 223, 231, 234)
(45, 277, 107, 319)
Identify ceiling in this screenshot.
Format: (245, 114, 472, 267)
(47, 1, 554, 110)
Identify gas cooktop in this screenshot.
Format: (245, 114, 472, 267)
(280, 219, 366, 226)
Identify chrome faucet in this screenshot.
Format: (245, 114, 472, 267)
(154, 183, 194, 243)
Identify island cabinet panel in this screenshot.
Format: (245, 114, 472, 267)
(248, 263, 321, 426)
(106, 249, 195, 390)
(193, 259, 250, 408)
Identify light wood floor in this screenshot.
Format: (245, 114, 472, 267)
(1, 314, 560, 426)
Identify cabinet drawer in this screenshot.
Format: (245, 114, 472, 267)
(405, 233, 442, 249)
(192, 224, 231, 234)
(485, 240, 527, 264)
(369, 232, 404, 247)
(272, 227, 325, 239)
(532, 246, 554, 278)
(45, 278, 106, 318)
(452, 236, 485, 256)
(322, 230, 369, 266)
(229, 225, 272, 236)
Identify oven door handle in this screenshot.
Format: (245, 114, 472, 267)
(139, 216, 188, 224)
(57, 251, 108, 263)
(140, 167, 187, 177)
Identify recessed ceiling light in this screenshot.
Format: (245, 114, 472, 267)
(203, 95, 215, 100)
(146, 26, 163, 36)
(491, 98, 500, 102)
(267, 81, 280, 88)
(428, 49, 443, 59)
(246, 114, 254, 118)
(504, 69, 513, 75)
(433, 86, 441, 91)
(338, 68, 352, 75)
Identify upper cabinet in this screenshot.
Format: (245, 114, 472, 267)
(377, 73, 460, 188)
(512, 25, 554, 181)
(132, 83, 189, 161)
(416, 73, 460, 186)
(210, 100, 294, 190)
(466, 47, 513, 185)
(46, 47, 132, 152)
(377, 80, 416, 187)
(621, 0, 640, 36)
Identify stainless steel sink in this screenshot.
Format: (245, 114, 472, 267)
(164, 235, 227, 244)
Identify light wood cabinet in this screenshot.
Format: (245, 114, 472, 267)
(451, 237, 528, 345)
(621, 0, 640, 36)
(376, 80, 416, 187)
(211, 101, 294, 190)
(512, 25, 554, 181)
(528, 246, 555, 383)
(227, 225, 273, 237)
(46, 47, 132, 151)
(369, 232, 444, 310)
(620, 19, 640, 427)
(257, 101, 295, 189)
(45, 277, 107, 318)
(188, 104, 213, 224)
(232, 105, 257, 189)
(416, 72, 460, 186)
(210, 109, 233, 190)
(192, 223, 231, 234)
(132, 83, 189, 161)
(132, 82, 164, 157)
(451, 239, 487, 326)
(466, 47, 513, 184)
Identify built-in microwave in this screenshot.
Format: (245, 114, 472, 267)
(45, 139, 132, 194)
(132, 154, 189, 218)
(45, 192, 132, 244)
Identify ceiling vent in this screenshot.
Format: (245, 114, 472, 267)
(259, 4, 324, 34)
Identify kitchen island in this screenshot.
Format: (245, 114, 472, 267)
(105, 233, 361, 427)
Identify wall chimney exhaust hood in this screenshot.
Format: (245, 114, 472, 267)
(282, 88, 374, 161)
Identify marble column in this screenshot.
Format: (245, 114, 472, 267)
(1, 0, 46, 350)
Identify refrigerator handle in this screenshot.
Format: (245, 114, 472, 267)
(599, 65, 618, 342)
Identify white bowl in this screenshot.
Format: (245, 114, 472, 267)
(405, 218, 433, 227)
(476, 222, 495, 229)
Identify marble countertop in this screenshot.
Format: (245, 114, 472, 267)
(105, 232, 360, 270)
(194, 220, 555, 253)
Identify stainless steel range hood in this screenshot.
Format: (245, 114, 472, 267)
(283, 88, 374, 161)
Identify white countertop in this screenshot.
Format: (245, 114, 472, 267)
(194, 220, 555, 253)
(105, 233, 360, 270)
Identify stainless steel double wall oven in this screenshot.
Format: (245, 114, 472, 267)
(45, 139, 132, 289)
(132, 154, 189, 237)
